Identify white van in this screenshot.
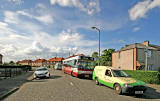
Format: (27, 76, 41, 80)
(54, 63, 62, 70)
(92, 66, 147, 95)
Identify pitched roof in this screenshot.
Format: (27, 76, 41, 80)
(65, 54, 84, 59)
(19, 59, 32, 63)
(34, 59, 46, 62)
(116, 42, 160, 52)
(48, 57, 63, 62)
(120, 43, 156, 51)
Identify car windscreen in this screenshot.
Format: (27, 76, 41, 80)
(36, 68, 47, 71)
(112, 70, 129, 77)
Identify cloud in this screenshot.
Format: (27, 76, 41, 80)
(57, 30, 98, 47)
(50, 0, 100, 15)
(4, 11, 19, 24)
(129, 0, 160, 21)
(133, 27, 140, 32)
(4, 4, 54, 25)
(17, 10, 54, 25)
(8, 0, 24, 5)
(0, 24, 97, 61)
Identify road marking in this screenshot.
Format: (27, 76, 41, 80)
(70, 82, 73, 86)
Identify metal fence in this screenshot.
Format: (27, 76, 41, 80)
(0, 65, 31, 77)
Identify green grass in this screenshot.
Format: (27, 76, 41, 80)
(124, 70, 160, 84)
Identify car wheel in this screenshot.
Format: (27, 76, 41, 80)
(33, 76, 37, 79)
(114, 84, 122, 95)
(48, 73, 50, 78)
(95, 77, 99, 85)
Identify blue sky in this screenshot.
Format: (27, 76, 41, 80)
(0, 0, 160, 62)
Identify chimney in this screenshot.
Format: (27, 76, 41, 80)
(141, 40, 149, 46)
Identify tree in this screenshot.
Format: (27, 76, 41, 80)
(92, 52, 98, 58)
(91, 52, 99, 66)
(100, 48, 115, 66)
(9, 61, 15, 65)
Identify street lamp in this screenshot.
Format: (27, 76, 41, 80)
(91, 26, 100, 66)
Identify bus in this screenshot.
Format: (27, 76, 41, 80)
(62, 54, 95, 78)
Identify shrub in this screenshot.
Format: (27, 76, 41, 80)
(124, 70, 160, 84)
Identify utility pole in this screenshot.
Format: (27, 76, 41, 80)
(91, 26, 101, 66)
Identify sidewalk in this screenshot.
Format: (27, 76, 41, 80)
(0, 71, 33, 100)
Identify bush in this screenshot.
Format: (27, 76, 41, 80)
(124, 70, 160, 84)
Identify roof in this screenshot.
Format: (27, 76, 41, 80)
(115, 41, 160, 52)
(34, 59, 46, 62)
(19, 59, 32, 63)
(48, 57, 63, 62)
(65, 54, 84, 59)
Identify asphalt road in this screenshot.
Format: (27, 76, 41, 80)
(3, 69, 160, 101)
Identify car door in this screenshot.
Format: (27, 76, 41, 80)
(103, 69, 114, 88)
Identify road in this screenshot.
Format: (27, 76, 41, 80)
(3, 69, 160, 101)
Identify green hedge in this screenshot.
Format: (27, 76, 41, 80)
(124, 70, 160, 84)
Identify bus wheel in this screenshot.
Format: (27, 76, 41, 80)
(71, 71, 74, 77)
(114, 84, 122, 95)
(95, 78, 99, 85)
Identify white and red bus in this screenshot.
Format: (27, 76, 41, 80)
(62, 54, 95, 78)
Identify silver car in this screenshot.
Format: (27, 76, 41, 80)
(34, 67, 50, 79)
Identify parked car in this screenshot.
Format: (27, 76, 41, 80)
(54, 63, 62, 70)
(92, 66, 147, 95)
(34, 67, 50, 79)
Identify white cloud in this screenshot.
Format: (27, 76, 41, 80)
(8, 0, 24, 5)
(50, 0, 100, 15)
(4, 11, 19, 24)
(0, 24, 97, 62)
(133, 27, 140, 32)
(57, 30, 98, 47)
(17, 10, 54, 25)
(35, 15, 53, 24)
(129, 0, 160, 21)
(4, 4, 54, 25)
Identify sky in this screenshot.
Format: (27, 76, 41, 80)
(0, 0, 160, 62)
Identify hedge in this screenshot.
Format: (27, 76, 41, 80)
(124, 70, 160, 84)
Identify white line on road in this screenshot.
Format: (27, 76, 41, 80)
(70, 82, 74, 86)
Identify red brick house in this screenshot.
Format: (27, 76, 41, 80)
(32, 59, 47, 66)
(47, 57, 64, 66)
(18, 59, 32, 65)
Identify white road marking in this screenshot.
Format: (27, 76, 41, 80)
(70, 82, 73, 86)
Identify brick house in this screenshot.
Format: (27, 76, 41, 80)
(47, 57, 64, 66)
(112, 41, 160, 71)
(0, 54, 2, 64)
(32, 59, 47, 66)
(18, 59, 32, 65)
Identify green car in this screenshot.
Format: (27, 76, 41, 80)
(92, 66, 147, 95)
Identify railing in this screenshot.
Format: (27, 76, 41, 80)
(0, 65, 31, 77)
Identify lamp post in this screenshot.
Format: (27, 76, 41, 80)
(91, 26, 100, 66)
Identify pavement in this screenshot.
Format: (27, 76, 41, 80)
(0, 71, 33, 100)
(2, 69, 160, 101)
